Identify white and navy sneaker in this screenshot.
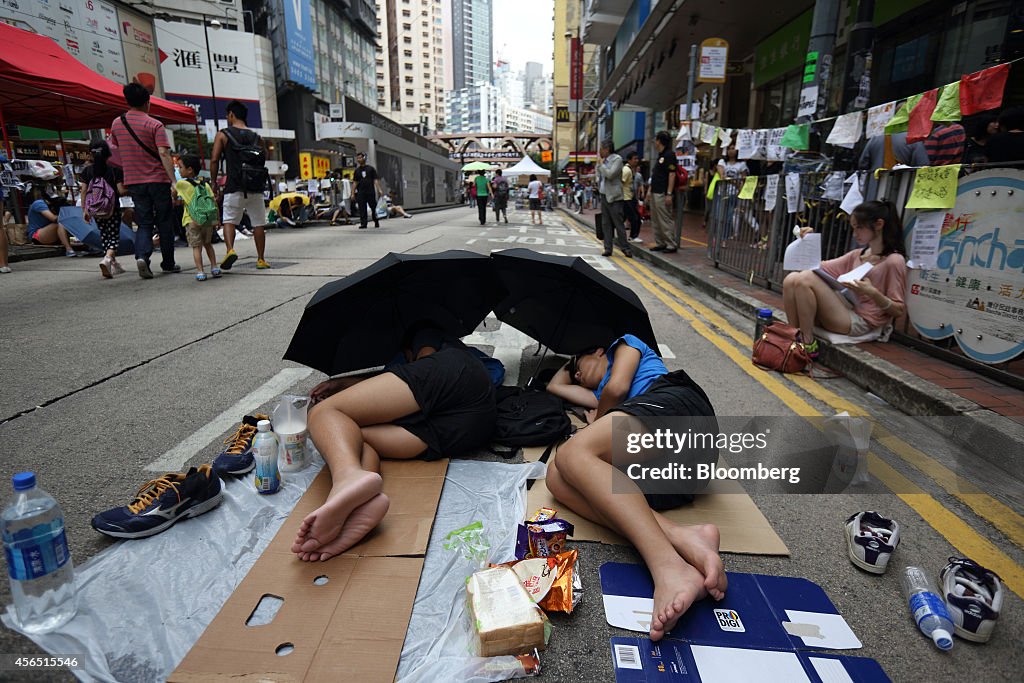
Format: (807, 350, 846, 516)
(91, 465, 223, 539)
(941, 557, 1003, 643)
(212, 413, 269, 477)
(845, 511, 900, 574)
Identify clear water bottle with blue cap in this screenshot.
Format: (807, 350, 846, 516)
(2, 472, 77, 633)
(755, 308, 774, 342)
(901, 565, 954, 650)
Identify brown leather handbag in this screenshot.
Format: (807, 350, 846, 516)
(752, 322, 811, 374)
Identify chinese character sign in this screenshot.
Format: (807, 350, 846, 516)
(698, 38, 729, 84)
(284, 0, 316, 90)
(299, 153, 313, 180)
(906, 169, 1024, 363)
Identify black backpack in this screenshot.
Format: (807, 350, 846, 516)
(492, 387, 573, 448)
(222, 127, 269, 195)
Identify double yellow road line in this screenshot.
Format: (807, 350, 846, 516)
(567, 220, 1024, 595)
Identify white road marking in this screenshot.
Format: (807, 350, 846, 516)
(464, 319, 537, 386)
(658, 344, 676, 359)
(144, 367, 313, 472)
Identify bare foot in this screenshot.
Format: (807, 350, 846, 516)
(663, 523, 728, 600)
(291, 470, 382, 555)
(649, 556, 708, 641)
(296, 493, 390, 561)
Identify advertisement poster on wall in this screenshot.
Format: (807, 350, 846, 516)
(155, 20, 263, 126)
(116, 5, 163, 96)
(283, 0, 316, 90)
(0, 0, 128, 84)
(905, 169, 1024, 364)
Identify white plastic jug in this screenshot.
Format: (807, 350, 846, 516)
(272, 395, 310, 472)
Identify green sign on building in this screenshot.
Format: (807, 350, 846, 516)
(754, 9, 813, 88)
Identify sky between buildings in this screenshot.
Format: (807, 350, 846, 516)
(493, 0, 554, 75)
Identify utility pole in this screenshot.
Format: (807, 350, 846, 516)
(842, 0, 875, 113)
(800, 0, 840, 120)
(675, 44, 697, 249)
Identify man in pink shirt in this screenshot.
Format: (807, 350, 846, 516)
(109, 83, 180, 279)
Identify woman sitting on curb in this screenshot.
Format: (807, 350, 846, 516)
(783, 200, 908, 357)
(545, 334, 726, 641)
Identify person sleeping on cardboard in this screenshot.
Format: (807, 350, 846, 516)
(294, 325, 496, 562)
(545, 333, 727, 641)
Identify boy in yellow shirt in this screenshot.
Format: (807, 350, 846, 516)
(175, 155, 221, 281)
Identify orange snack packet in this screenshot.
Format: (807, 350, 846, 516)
(492, 549, 580, 613)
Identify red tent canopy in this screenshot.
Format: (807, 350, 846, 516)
(0, 22, 196, 131)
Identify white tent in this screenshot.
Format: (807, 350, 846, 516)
(502, 156, 551, 178)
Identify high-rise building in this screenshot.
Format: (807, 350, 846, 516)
(448, 0, 494, 90)
(446, 82, 504, 133)
(494, 60, 525, 109)
(376, 0, 446, 133)
(523, 61, 543, 109)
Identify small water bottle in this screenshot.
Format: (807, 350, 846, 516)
(755, 308, 774, 342)
(2, 473, 77, 633)
(252, 420, 282, 494)
(900, 566, 954, 651)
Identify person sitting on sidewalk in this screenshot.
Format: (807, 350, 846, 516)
(385, 191, 413, 219)
(26, 191, 75, 257)
(545, 334, 726, 641)
(294, 324, 497, 562)
(783, 200, 908, 357)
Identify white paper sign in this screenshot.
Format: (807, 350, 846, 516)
(764, 174, 780, 211)
(785, 173, 801, 213)
(767, 128, 788, 161)
(840, 181, 864, 215)
(307, 179, 319, 194)
(736, 130, 756, 159)
(798, 85, 819, 118)
(866, 102, 896, 139)
(750, 130, 769, 160)
(784, 233, 822, 271)
(827, 112, 863, 146)
(824, 172, 845, 200)
(907, 211, 946, 269)
(701, 123, 718, 145)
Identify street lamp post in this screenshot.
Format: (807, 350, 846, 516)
(203, 15, 222, 156)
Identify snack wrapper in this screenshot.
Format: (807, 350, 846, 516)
(515, 518, 574, 559)
(493, 549, 582, 613)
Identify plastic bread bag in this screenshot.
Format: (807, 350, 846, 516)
(466, 566, 551, 658)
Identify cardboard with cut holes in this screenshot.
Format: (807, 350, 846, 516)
(169, 459, 448, 682)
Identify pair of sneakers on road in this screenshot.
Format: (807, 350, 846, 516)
(91, 414, 268, 540)
(220, 249, 270, 271)
(845, 511, 1004, 644)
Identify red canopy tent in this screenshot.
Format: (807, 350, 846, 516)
(0, 22, 198, 155)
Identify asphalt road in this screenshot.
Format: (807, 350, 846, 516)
(1, 204, 1021, 682)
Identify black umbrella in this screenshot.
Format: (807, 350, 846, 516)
(284, 250, 507, 375)
(491, 248, 659, 355)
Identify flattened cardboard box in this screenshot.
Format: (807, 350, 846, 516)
(170, 459, 448, 683)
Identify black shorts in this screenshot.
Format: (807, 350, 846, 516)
(388, 348, 497, 460)
(529, 198, 542, 210)
(610, 370, 718, 510)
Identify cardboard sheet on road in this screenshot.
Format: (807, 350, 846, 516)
(527, 476, 790, 556)
(170, 459, 448, 683)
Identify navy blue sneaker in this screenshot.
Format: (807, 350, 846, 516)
(91, 465, 223, 539)
(212, 414, 268, 477)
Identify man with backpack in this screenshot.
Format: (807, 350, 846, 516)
(648, 131, 679, 253)
(109, 82, 180, 279)
(211, 100, 271, 270)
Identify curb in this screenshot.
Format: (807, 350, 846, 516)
(559, 209, 1024, 479)
(9, 245, 64, 263)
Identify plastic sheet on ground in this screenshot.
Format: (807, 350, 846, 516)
(2, 454, 326, 683)
(4, 456, 546, 683)
(397, 460, 546, 683)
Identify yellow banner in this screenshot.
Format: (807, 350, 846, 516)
(738, 176, 758, 200)
(906, 165, 960, 210)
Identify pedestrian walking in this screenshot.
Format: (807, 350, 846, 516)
(109, 82, 180, 278)
(527, 174, 544, 225)
(596, 139, 632, 258)
(490, 169, 510, 224)
(79, 141, 126, 278)
(474, 170, 489, 225)
(174, 155, 221, 282)
(648, 131, 679, 253)
(622, 152, 643, 242)
(211, 100, 271, 270)
(352, 152, 383, 229)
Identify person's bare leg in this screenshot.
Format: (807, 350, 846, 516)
(293, 374, 423, 558)
(254, 225, 267, 261)
(547, 451, 725, 599)
(192, 245, 204, 273)
(56, 224, 72, 251)
(204, 243, 217, 269)
(552, 419, 709, 640)
(794, 272, 853, 340)
(782, 272, 800, 329)
(223, 222, 236, 254)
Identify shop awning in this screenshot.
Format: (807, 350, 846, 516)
(0, 22, 196, 131)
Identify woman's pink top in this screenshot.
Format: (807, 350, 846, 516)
(820, 249, 907, 329)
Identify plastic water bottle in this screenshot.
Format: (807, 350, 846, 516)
(755, 308, 774, 342)
(252, 420, 282, 494)
(2, 473, 77, 633)
(901, 566, 954, 651)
